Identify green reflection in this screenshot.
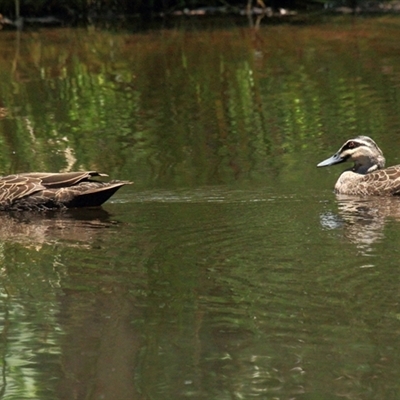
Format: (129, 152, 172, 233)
(0, 19, 396, 188)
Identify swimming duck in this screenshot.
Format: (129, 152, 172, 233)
(0, 171, 131, 211)
(317, 136, 400, 196)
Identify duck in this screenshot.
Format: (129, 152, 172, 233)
(317, 136, 400, 196)
(0, 171, 131, 211)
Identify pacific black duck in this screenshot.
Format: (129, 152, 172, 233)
(317, 136, 400, 196)
(0, 171, 131, 211)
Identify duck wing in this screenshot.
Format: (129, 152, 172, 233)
(18, 171, 108, 188)
(359, 166, 400, 196)
(0, 174, 46, 204)
(51, 180, 130, 208)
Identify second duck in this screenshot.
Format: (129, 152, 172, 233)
(317, 136, 400, 196)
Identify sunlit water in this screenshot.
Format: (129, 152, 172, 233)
(0, 16, 400, 400)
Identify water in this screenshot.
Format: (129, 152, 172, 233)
(0, 16, 400, 399)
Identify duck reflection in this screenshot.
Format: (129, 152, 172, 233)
(320, 194, 400, 251)
(0, 208, 117, 247)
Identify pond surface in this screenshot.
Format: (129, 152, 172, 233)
(0, 16, 400, 400)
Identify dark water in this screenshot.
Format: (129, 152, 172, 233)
(0, 16, 400, 399)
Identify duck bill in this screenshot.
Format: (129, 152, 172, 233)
(317, 152, 345, 167)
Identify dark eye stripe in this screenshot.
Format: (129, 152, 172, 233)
(344, 141, 361, 150)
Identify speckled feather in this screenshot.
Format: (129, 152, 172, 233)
(335, 166, 400, 196)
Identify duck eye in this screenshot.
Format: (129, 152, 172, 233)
(346, 141, 359, 149)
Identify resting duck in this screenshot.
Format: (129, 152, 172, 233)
(0, 171, 131, 211)
(317, 136, 400, 196)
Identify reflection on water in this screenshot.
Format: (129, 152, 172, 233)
(0, 208, 116, 247)
(1, 185, 400, 399)
(321, 194, 400, 254)
(0, 16, 400, 400)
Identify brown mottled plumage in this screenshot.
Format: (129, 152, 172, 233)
(317, 136, 400, 196)
(0, 171, 131, 211)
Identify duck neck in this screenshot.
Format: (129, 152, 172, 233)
(353, 156, 385, 174)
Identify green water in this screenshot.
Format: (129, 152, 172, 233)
(0, 16, 400, 399)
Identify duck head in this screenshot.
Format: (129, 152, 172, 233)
(317, 136, 385, 174)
